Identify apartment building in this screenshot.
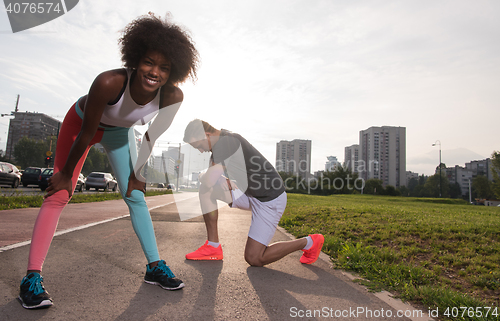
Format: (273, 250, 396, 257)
(358, 126, 406, 188)
(5, 111, 61, 160)
(153, 154, 176, 176)
(325, 156, 340, 172)
(163, 147, 185, 177)
(344, 144, 359, 174)
(465, 159, 493, 181)
(276, 139, 312, 179)
(406, 171, 419, 186)
(444, 158, 493, 196)
(445, 165, 473, 196)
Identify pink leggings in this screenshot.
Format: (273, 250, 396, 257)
(27, 102, 160, 271)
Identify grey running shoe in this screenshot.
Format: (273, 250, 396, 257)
(19, 272, 53, 309)
(144, 260, 184, 290)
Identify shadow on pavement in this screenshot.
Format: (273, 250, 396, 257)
(0, 298, 50, 321)
(113, 281, 184, 321)
(247, 264, 372, 320)
(184, 260, 223, 320)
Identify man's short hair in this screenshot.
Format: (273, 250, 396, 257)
(183, 119, 217, 143)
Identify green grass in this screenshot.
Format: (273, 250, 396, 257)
(280, 194, 500, 321)
(0, 189, 173, 210)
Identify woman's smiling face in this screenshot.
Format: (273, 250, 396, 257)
(134, 50, 171, 95)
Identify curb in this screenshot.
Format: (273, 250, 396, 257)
(276, 225, 433, 321)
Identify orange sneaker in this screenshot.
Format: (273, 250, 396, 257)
(186, 241, 223, 260)
(300, 234, 324, 264)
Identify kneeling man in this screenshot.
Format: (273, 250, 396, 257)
(183, 119, 324, 267)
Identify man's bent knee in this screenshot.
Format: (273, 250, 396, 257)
(245, 253, 264, 267)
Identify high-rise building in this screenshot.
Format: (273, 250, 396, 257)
(359, 126, 406, 188)
(444, 158, 493, 197)
(153, 154, 176, 175)
(5, 111, 61, 160)
(445, 165, 473, 196)
(344, 144, 359, 174)
(406, 171, 419, 186)
(276, 139, 312, 178)
(149, 147, 185, 186)
(325, 156, 340, 172)
(164, 146, 185, 177)
(465, 159, 493, 181)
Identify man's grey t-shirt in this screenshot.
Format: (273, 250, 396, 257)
(211, 129, 285, 202)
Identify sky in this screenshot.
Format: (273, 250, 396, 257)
(0, 0, 499, 176)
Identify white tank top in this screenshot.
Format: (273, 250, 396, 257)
(100, 69, 161, 127)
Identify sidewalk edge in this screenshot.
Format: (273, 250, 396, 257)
(276, 226, 433, 321)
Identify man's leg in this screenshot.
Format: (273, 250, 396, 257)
(244, 192, 324, 266)
(198, 177, 234, 242)
(186, 178, 235, 260)
(244, 237, 307, 267)
(199, 183, 222, 243)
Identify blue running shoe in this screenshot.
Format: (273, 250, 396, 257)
(144, 260, 184, 290)
(19, 272, 53, 309)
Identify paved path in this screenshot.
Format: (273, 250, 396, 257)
(0, 192, 431, 320)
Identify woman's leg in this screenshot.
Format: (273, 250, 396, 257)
(27, 105, 103, 272)
(99, 127, 160, 264)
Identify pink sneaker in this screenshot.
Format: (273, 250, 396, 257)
(186, 241, 223, 260)
(300, 234, 324, 264)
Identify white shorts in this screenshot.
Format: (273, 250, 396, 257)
(230, 189, 287, 246)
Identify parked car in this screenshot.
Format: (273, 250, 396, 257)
(85, 172, 118, 191)
(74, 173, 86, 192)
(38, 168, 54, 191)
(157, 183, 165, 188)
(21, 167, 44, 187)
(166, 184, 175, 190)
(0, 161, 22, 188)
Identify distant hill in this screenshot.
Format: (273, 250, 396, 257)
(440, 148, 487, 167)
(408, 148, 487, 175)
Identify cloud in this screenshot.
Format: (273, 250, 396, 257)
(0, 0, 498, 174)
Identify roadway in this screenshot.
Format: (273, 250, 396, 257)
(0, 185, 169, 196)
(0, 185, 113, 196)
(0, 192, 431, 320)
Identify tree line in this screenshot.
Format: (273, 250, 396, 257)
(279, 150, 500, 200)
(4, 137, 499, 198)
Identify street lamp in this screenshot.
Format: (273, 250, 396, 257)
(2, 94, 20, 161)
(1, 112, 15, 161)
(432, 140, 442, 197)
(165, 142, 182, 192)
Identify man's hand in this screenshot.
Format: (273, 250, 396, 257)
(126, 171, 146, 197)
(45, 171, 73, 198)
(218, 176, 238, 191)
(200, 164, 224, 188)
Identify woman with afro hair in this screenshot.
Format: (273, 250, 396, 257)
(19, 13, 199, 309)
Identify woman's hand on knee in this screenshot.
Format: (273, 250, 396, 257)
(126, 171, 146, 197)
(45, 171, 73, 199)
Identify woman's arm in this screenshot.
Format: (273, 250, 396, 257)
(126, 86, 183, 196)
(45, 70, 125, 198)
